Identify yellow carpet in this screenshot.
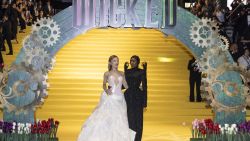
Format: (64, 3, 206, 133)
(35, 28, 213, 141)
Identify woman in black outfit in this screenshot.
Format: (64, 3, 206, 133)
(124, 55, 147, 141)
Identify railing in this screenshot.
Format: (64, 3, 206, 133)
(226, 2, 245, 19)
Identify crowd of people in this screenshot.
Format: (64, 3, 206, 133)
(0, 0, 54, 70)
(188, 0, 250, 103)
(190, 0, 250, 62)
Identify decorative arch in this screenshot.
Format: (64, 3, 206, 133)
(4, 2, 244, 125)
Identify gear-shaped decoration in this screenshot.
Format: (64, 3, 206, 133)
(216, 35, 230, 51)
(24, 47, 53, 73)
(32, 17, 60, 47)
(197, 47, 231, 74)
(190, 17, 220, 48)
(22, 33, 44, 51)
(200, 63, 250, 113)
(4, 63, 49, 115)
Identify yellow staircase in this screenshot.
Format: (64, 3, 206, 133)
(35, 28, 213, 141)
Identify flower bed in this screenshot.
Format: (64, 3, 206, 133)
(0, 118, 59, 141)
(191, 119, 250, 141)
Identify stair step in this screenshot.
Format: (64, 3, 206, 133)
(48, 78, 188, 83)
(47, 88, 189, 94)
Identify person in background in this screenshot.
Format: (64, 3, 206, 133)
(25, 10, 33, 26)
(33, 8, 39, 23)
(10, 2, 19, 43)
(188, 57, 202, 102)
(238, 48, 250, 70)
(38, 10, 44, 20)
(237, 8, 248, 38)
(230, 43, 241, 62)
(0, 25, 4, 71)
(27, 0, 35, 18)
(16, 1, 26, 33)
(238, 48, 250, 88)
(0, 2, 3, 22)
(203, 0, 214, 18)
(2, 14, 13, 55)
(231, 0, 241, 10)
(1, 1, 10, 17)
(192, 2, 203, 18)
(214, 6, 225, 24)
(43, 0, 53, 17)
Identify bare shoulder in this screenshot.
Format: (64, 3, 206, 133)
(104, 71, 109, 77)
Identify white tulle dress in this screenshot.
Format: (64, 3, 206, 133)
(77, 75, 136, 141)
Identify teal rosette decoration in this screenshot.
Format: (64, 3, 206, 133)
(199, 47, 250, 124)
(190, 17, 248, 124)
(2, 17, 59, 123)
(3, 64, 48, 123)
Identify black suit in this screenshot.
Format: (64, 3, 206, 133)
(188, 58, 202, 102)
(0, 32, 4, 69)
(2, 19, 13, 54)
(10, 7, 19, 39)
(17, 3, 26, 31)
(124, 66, 147, 141)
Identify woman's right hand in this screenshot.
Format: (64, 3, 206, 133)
(142, 62, 147, 70)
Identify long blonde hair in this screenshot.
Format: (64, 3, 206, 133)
(108, 55, 118, 71)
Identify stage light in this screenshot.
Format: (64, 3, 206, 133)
(157, 57, 175, 62)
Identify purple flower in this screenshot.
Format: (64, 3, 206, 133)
(3, 122, 13, 133)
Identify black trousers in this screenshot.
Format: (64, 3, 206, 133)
(2, 35, 13, 53)
(11, 21, 18, 39)
(189, 76, 201, 102)
(19, 18, 26, 30)
(0, 36, 4, 71)
(0, 51, 3, 70)
(125, 89, 144, 141)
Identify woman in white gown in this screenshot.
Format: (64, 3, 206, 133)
(77, 55, 136, 141)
